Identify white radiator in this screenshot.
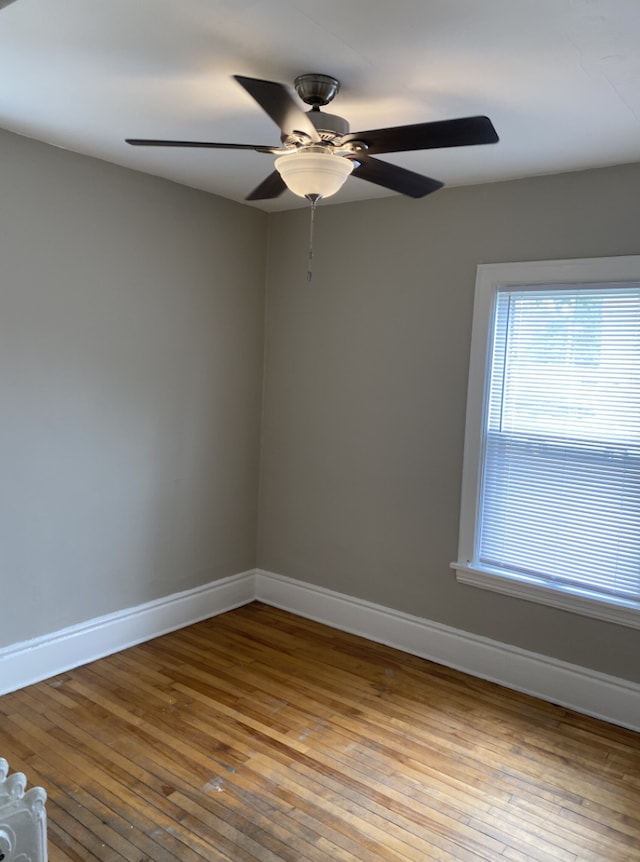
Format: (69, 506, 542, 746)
(0, 759, 47, 862)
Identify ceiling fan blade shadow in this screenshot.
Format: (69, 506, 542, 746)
(351, 156, 443, 198)
(246, 171, 287, 201)
(126, 139, 279, 153)
(234, 75, 320, 143)
(343, 116, 498, 155)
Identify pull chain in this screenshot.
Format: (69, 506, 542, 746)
(305, 194, 320, 283)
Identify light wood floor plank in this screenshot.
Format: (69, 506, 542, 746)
(1, 602, 639, 861)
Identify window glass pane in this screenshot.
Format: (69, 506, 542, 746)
(478, 284, 640, 600)
(487, 286, 640, 442)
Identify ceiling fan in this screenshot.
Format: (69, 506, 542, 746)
(126, 73, 499, 204)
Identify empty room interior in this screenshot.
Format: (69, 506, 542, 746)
(0, 1, 639, 860)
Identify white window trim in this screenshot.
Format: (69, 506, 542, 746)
(451, 255, 640, 630)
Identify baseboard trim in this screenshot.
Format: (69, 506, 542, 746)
(255, 569, 640, 733)
(0, 571, 256, 696)
(3, 568, 638, 733)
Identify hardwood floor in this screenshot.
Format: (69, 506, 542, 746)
(1, 602, 639, 861)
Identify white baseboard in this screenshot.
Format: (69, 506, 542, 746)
(0, 571, 256, 696)
(255, 569, 640, 733)
(3, 567, 638, 733)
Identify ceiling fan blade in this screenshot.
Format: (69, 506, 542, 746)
(233, 75, 321, 143)
(126, 138, 279, 153)
(245, 171, 287, 201)
(343, 116, 498, 155)
(351, 155, 443, 198)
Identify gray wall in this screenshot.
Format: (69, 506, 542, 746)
(258, 163, 640, 683)
(0, 129, 266, 647)
(3, 124, 638, 685)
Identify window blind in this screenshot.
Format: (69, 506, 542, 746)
(477, 284, 640, 601)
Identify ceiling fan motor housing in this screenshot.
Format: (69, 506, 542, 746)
(281, 108, 350, 148)
(306, 109, 349, 141)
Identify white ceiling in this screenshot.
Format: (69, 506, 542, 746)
(1, 0, 640, 212)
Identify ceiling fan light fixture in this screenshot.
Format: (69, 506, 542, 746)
(274, 149, 354, 200)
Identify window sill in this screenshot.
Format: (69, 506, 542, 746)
(451, 562, 640, 630)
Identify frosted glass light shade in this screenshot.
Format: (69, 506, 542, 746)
(275, 150, 354, 199)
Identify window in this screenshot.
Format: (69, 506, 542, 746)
(452, 257, 640, 629)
